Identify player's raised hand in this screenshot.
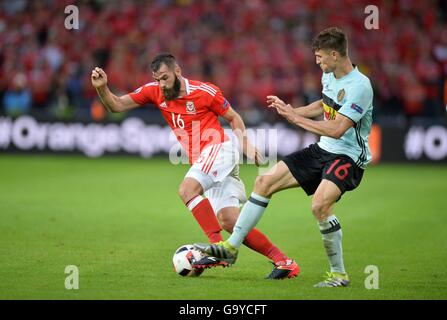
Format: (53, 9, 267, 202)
(273, 102, 296, 124)
(91, 67, 108, 88)
(266, 95, 286, 108)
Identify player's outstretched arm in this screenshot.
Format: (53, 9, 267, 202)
(222, 107, 264, 166)
(272, 101, 354, 139)
(266, 96, 323, 119)
(91, 67, 139, 113)
(296, 99, 324, 118)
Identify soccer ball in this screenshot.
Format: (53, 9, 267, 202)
(172, 244, 205, 277)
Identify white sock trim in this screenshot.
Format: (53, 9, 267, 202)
(250, 192, 270, 204)
(318, 215, 340, 231)
(187, 195, 204, 211)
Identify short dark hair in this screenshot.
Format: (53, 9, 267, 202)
(312, 27, 348, 57)
(150, 53, 177, 72)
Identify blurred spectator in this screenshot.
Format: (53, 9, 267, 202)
(434, 27, 447, 80)
(3, 73, 31, 116)
(0, 0, 445, 124)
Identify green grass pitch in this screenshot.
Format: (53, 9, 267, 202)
(0, 155, 446, 300)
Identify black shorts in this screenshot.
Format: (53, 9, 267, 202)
(282, 143, 364, 197)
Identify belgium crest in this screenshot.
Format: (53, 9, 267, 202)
(337, 89, 345, 102)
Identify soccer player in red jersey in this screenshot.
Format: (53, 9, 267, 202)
(91, 54, 299, 279)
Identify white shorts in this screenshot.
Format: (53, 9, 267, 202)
(205, 175, 247, 213)
(185, 140, 247, 213)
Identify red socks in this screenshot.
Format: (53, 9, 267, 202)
(187, 195, 223, 243)
(243, 228, 288, 263)
(186, 195, 288, 262)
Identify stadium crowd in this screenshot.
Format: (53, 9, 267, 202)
(1, 0, 446, 124)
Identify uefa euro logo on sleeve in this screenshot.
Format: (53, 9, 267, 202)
(222, 98, 230, 110)
(351, 103, 363, 114)
(133, 86, 142, 94)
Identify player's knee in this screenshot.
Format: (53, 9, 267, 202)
(217, 212, 236, 233)
(253, 175, 273, 197)
(178, 185, 194, 204)
(220, 217, 235, 233)
(311, 201, 329, 220)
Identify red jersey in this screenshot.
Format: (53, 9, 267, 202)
(128, 79, 231, 163)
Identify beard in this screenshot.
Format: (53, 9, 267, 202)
(162, 76, 181, 101)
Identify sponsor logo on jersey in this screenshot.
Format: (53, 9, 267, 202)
(351, 103, 363, 114)
(337, 89, 345, 102)
(186, 101, 196, 114)
(222, 98, 230, 110)
(160, 101, 167, 108)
